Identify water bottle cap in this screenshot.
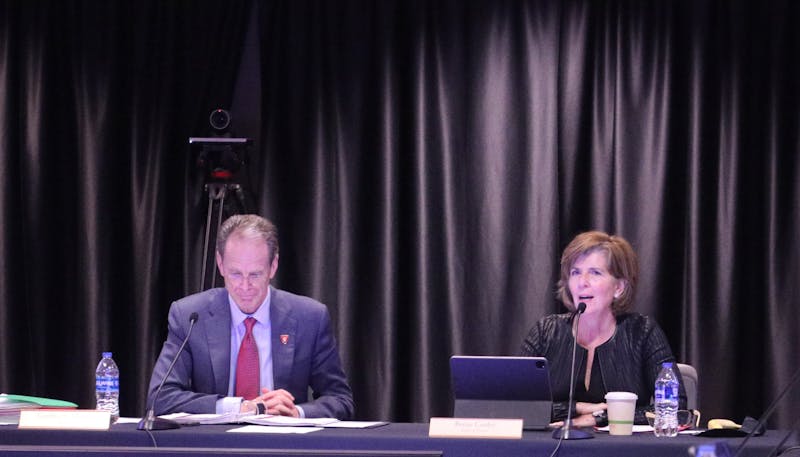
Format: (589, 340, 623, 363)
(102, 352, 112, 358)
(662, 362, 673, 368)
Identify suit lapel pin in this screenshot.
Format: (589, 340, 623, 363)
(280, 334, 290, 345)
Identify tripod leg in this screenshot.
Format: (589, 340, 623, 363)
(200, 183, 227, 292)
(200, 191, 214, 292)
(209, 189, 227, 289)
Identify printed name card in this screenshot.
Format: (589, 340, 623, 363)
(428, 417, 523, 439)
(18, 409, 111, 430)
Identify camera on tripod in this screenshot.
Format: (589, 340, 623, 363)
(189, 109, 255, 291)
(190, 109, 251, 182)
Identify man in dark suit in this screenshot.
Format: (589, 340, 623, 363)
(146, 214, 354, 420)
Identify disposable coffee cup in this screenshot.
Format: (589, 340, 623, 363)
(605, 391, 638, 435)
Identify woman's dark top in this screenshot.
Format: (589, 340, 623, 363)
(519, 312, 687, 424)
(575, 352, 606, 404)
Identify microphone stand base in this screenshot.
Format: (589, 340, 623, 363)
(137, 417, 181, 431)
(552, 426, 594, 440)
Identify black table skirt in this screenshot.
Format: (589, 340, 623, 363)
(0, 422, 796, 457)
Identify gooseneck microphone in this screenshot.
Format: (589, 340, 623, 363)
(138, 312, 199, 431)
(732, 365, 800, 457)
(552, 302, 593, 440)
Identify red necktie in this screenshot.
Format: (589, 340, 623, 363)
(235, 317, 260, 399)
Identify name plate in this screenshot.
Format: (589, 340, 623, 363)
(18, 409, 111, 430)
(428, 417, 523, 439)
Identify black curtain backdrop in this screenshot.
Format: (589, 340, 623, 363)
(1, 0, 799, 429)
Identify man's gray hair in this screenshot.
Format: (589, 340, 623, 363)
(216, 214, 279, 262)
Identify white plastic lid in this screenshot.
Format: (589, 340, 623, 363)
(605, 391, 638, 401)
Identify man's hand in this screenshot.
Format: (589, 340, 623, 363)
(255, 387, 299, 417)
(239, 399, 259, 414)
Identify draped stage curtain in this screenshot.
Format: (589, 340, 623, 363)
(1, 0, 799, 428)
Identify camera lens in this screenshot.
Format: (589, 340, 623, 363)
(209, 109, 231, 131)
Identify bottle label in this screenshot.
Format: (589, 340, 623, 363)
(655, 385, 677, 401)
(664, 385, 677, 401)
(96, 376, 120, 392)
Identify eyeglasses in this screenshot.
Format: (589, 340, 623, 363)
(645, 409, 702, 430)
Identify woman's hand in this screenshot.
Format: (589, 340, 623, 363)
(549, 402, 607, 428)
(550, 413, 601, 428)
(576, 402, 606, 415)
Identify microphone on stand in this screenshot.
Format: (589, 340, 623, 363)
(731, 365, 800, 457)
(552, 302, 593, 440)
(138, 312, 199, 431)
(689, 364, 800, 457)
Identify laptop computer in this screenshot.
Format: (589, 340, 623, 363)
(450, 355, 553, 430)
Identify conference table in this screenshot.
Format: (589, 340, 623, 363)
(0, 421, 797, 456)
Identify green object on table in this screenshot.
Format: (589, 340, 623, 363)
(0, 394, 78, 408)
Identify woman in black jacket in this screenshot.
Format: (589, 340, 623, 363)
(519, 231, 687, 428)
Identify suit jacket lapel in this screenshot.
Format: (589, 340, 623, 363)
(270, 289, 296, 390)
(205, 289, 232, 395)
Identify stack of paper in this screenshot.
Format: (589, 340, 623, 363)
(160, 412, 339, 427)
(158, 412, 388, 431)
(0, 394, 78, 425)
(160, 412, 244, 425)
(243, 415, 340, 427)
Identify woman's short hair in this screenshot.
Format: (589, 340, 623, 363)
(216, 214, 279, 263)
(556, 230, 638, 315)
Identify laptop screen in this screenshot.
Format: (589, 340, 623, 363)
(450, 355, 553, 429)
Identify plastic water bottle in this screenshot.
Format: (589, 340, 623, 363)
(95, 352, 120, 422)
(653, 362, 679, 437)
